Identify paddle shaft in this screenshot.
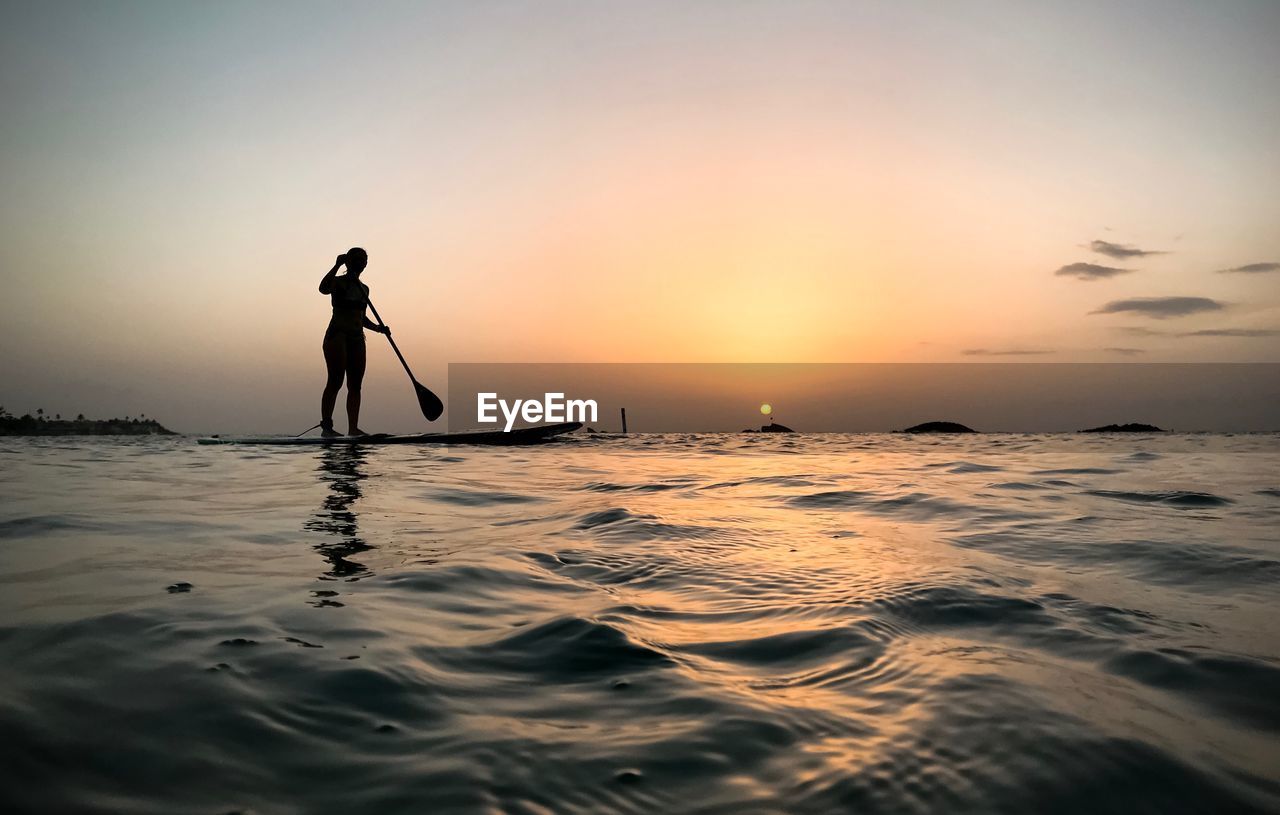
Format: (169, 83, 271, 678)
(366, 299, 418, 383)
(363, 294, 444, 422)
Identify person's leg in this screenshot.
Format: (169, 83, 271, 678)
(345, 336, 367, 435)
(321, 330, 346, 437)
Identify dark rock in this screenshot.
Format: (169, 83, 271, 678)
(899, 421, 977, 434)
(742, 422, 795, 433)
(1079, 423, 1164, 433)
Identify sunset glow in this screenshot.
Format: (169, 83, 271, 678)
(0, 1, 1276, 433)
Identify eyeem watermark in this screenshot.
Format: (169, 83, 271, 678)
(477, 392, 598, 432)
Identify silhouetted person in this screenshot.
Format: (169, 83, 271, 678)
(318, 248, 390, 437)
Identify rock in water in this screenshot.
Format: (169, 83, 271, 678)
(742, 422, 795, 433)
(899, 421, 977, 434)
(1079, 423, 1164, 433)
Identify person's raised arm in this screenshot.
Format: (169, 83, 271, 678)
(319, 255, 345, 294)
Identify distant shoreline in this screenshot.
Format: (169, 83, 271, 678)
(3, 418, 1276, 437)
(0, 415, 177, 436)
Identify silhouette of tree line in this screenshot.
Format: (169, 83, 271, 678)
(0, 406, 175, 436)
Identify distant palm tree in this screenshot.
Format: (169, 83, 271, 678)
(36, 408, 43, 417)
(55, 413, 61, 420)
(77, 414, 85, 421)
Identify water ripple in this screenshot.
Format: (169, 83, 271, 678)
(1085, 489, 1234, 508)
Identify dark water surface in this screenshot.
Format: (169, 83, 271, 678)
(1, 433, 1278, 813)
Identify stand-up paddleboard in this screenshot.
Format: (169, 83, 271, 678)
(198, 422, 582, 446)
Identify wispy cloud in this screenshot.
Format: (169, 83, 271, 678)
(1216, 262, 1280, 274)
(1092, 297, 1224, 319)
(1179, 328, 1279, 337)
(962, 348, 1053, 356)
(1114, 324, 1275, 338)
(1090, 240, 1165, 259)
(1103, 347, 1146, 355)
(1055, 262, 1133, 281)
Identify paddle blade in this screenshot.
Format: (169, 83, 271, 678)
(415, 381, 444, 422)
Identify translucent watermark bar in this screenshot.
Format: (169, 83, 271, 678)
(445, 363, 1280, 434)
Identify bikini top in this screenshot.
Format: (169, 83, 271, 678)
(330, 275, 369, 315)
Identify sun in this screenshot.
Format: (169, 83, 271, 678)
(760, 403, 772, 416)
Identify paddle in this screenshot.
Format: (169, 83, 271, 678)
(366, 299, 444, 422)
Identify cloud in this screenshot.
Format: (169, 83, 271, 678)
(1091, 297, 1224, 319)
(1055, 262, 1133, 281)
(1090, 240, 1165, 259)
(1216, 262, 1280, 274)
(962, 348, 1053, 356)
(1103, 347, 1146, 355)
(1114, 323, 1275, 338)
(1178, 328, 1279, 337)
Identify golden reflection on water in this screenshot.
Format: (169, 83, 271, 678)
(280, 433, 1278, 801)
(2, 433, 1277, 811)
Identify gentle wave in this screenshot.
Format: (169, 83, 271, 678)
(1085, 489, 1234, 508)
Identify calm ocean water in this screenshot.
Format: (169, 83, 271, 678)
(1, 433, 1278, 814)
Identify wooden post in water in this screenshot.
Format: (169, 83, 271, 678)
(621, 408, 628, 434)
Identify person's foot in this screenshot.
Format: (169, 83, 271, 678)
(320, 426, 341, 438)
(347, 428, 368, 437)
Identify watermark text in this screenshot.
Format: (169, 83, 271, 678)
(477, 392, 598, 431)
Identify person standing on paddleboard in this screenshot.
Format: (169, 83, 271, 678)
(318, 248, 390, 437)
